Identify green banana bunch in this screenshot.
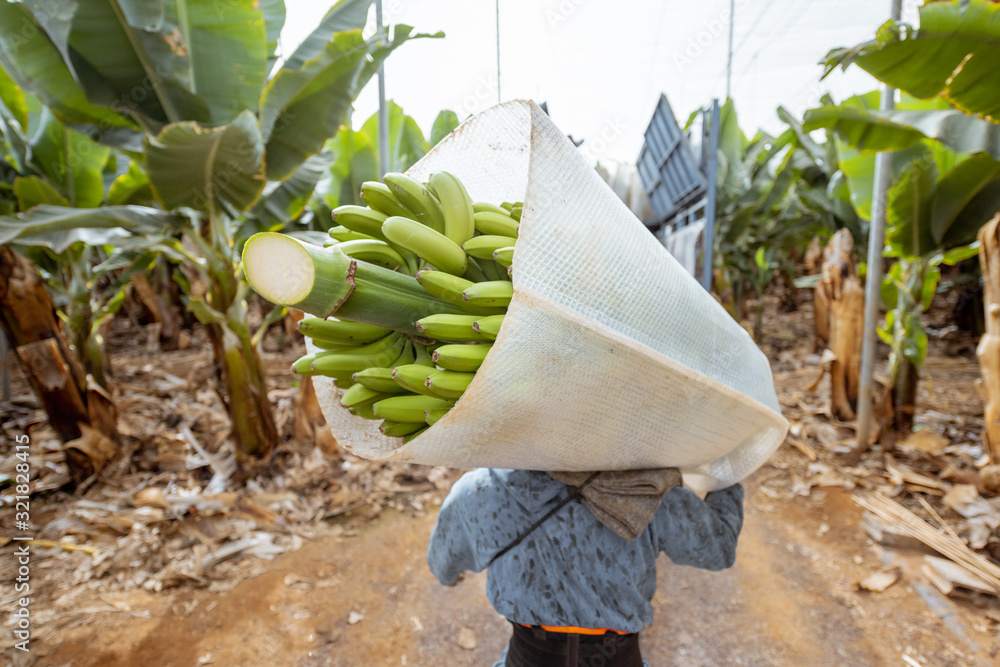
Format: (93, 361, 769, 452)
(415, 270, 505, 315)
(311, 332, 406, 375)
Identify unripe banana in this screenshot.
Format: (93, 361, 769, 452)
(391, 364, 441, 397)
(425, 369, 475, 399)
(404, 426, 428, 442)
(383, 173, 447, 233)
(462, 280, 514, 307)
(372, 395, 455, 422)
(415, 269, 506, 316)
(379, 420, 426, 437)
(473, 202, 510, 216)
(424, 408, 450, 426)
(414, 314, 483, 341)
(340, 383, 392, 409)
(352, 366, 408, 394)
(333, 205, 389, 240)
(334, 239, 409, 272)
(431, 342, 492, 372)
(312, 332, 405, 374)
(510, 204, 523, 221)
(309, 337, 359, 350)
(493, 246, 515, 268)
(472, 314, 505, 340)
(355, 403, 378, 420)
(328, 225, 376, 243)
(428, 171, 476, 245)
(382, 216, 467, 275)
(361, 181, 414, 218)
(473, 211, 519, 238)
(462, 234, 518, 261)
(298, 317, 391, 344)
(500, 202, 514, 212)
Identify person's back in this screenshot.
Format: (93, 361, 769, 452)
(427, 468, 744, 666)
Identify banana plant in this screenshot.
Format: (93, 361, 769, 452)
(311, 103, 459, 228)
(0, 0, 439, 467)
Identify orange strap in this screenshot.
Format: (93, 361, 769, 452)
(520, 623, 629, 636)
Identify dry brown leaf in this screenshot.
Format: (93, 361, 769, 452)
(900, 430, 951, 453)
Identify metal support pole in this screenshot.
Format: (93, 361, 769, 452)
(855, 0, 902, 449)
(725, 0, 735, 99)
(375, 0, 389, 179)
(701, 99, 720, 292)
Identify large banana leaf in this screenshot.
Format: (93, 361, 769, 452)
(144, 110, 265, 211)
(280, 0, 373, 72)
(64, 0, 267, 128)
(259, 0, 286, 71)
(804, 106, 1000, 160)
(930, 153, 1000, 247)
(260, 30, 371, 181)
(13, 176, 70, 209)
(0, 1, 136, 138)
(822, 0, 1000, 121)
(0, 204, 177, 251)
(360, 100, 430, 174)
(886, 156, 938, 258)
(29, 108, 110, 208)
(837, 143, 932, 220)
(106, 161, 153, 206)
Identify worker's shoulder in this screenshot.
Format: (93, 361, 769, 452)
(447, 468, 555, 501)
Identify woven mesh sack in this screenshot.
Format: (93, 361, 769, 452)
(310, 100, 788, 491)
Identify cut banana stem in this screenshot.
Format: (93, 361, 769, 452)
(361, 181, 414, 218)
(462, 234, 518, 261)
(382, 216, 468, 275)
(244, 233, 354, 318)
(425, 369, 475, 399)
(298, 317, 391, 344)
(473, 211, 519, 238)
(431, 343, 492, 372)
(414, 314, 483, 341)
(384, 173, 447, 233)
(429, 171, 476, 245)
(373, 395, 454, 422)
(472, 314, 505, 340)
(462, 280, 514, 307)
(391, 364, 440, 397)
(493, 246, 515, 268)
(379, 420, 426, 437)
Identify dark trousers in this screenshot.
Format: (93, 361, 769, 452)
(504, 622, 643, 667)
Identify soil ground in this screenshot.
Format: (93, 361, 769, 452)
(4, 295, 1000, 666)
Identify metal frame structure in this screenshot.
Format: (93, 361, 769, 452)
(636, 95, 720, 291)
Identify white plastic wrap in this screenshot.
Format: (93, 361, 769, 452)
(309, 100, 788, 491)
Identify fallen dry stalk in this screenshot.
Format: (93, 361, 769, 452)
(853, 492, 1000, 595)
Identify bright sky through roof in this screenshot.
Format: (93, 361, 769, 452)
(280, 0, 922, 165)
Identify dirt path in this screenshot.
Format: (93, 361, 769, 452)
(41, 479, 994, 666)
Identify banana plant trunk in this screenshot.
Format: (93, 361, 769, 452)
(0, 244, 118, 479)
(977, 214, 1000, 462)
(889, 258, 924, 435)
